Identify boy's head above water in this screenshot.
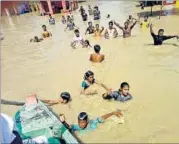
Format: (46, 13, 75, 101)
(60, 92, 71, 104)
(94, 44, 101, 53)
(120, 82, 130, 96)
(95, 24, 99, 29)
(42, 25, 47, 31)
(124, 22, 129, 28)
(144, 15, 148, 21)
(74, 29, 80, 37)
(158, 29, 164, 36)
(84, 70, 94, 82)
(78, 112, 88, 129)
(129, 15, 132, 19)
(109, 21, 113, 29)
(88, 21, 92, 27)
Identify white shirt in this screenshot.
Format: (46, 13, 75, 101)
(72, 35, 83, 46)
(0, 113, 16, 144)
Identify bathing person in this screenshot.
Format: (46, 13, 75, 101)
(107, 14, 110, 18)
(71, 29, 84, 48)
(126, 15, 134, 25)
(88, 5, 93, 15)
(49, 14, 55, 25)
(90, 45, 104, 62)
(70, 110, 123, 132)
(85, 21, 95, 35)
(93, 6, 100, 20)
(82, 40, 92, 48)
(140, 15, 150, 28)
(41, 92, 71, 105)
(30, 36, 43, 42)
(104, 21, 118, 39)
(81, 10, 88, 22)
(94, 24, 104, 37)
(150, 24, 179, 45)
(81, 70, 110, 95)
(42, 25, 52, 38)
(102, 82, 132, 102)
(61, 15, 67, 24)
(59, 114, 71, 132)
(67, 15, 72, 22)
(114, 19, 138, 38)
(68, 10, 74, 21)
(65, 19, 78, 31)
(79, 6, 85, 15)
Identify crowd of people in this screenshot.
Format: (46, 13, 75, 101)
(2, 3, 179, 144)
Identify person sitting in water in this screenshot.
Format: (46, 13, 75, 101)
(42, 25, 52, 38)
(94, 24, 104, 37)
(81, 70, 110, 95)
(30, 36, 43, 42)
(71, 29, 84, 48)
(81, 10, 88, 22)
(82, 40, 92, 48)
(85, 21, 95, 35)
(68, 110, 123, 132)
(49, 14, 55, 25)
(104, 21, 118, 39)
(61, 15, 67, 24)
(68, 10, 74, 21)
(102, 82, 132, 102)
(150, 24, 179, 45)
(79, 6, 85, 16)
(114, 19, 137, 38)
(106, 14, 110, 18)
(65, 19, 79, 31)
(93, 6, 100, 20)
(140, 15, 150, 28)
(40, 92, 71, 105)
(90, 45, 104, 63)
(126, 15, 135, 26)
(67, 15, 71, 23)
(88, 5, 93, 16)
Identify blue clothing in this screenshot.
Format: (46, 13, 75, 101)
(49, 18, 55, 25)
(67, 22, 74, 30)
(110, 91, 132, 102)
(71, 117, 104, 132)
(81, 79, 95, 90)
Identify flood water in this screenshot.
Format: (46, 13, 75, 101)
(1, 1, 179, 143)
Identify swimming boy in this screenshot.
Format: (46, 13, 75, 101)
(150, 24, 179, 45)
(65, 19, 78, 31)
(93, 6, 100, 20)
(85, 21, 95, 35)
(94, 24, 104, 37)
(114, 19, 138, 38)
(126, 15, 134, 26)
(70, 110, 123, 132)
(140, 15, 150, 28)
(42, 25, 52, 38)
(81, 70, 110, 95)
(88, 5, 93, 15)
(90, 45, 104, 62)
(82, 40, 92, 48)
(79, 6, 85, 16)
(102, 82, 132, 102)
(71, 29, 84, 48)
(49, 14, 55, 25)
(81, 10, 88, 22)
(104, 21, 118, 39)
(30, 36, 43, 42)
(62, 15, 67, 24)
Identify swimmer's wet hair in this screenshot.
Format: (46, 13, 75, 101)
(94, 44, 101, 53)
(158, 29, 164, 33)
(109, 21, 113, 25)
(60, 92, 71, 103)
(84, 40, 91, 47)
(88, 21, 92, 24)
(74, 29, 79, 33)
(120, 82, 130, 89)
(78, 112, 88, 121)
(42, 25, 46, 28)
(84, 70, 94, 80)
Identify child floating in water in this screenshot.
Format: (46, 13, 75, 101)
(104, 21, 118, 39)
(70, 110, 123, 132)
(42, 25, 52, 38)
(71, 29, 84, 48)
(85, 21, 95, 35)
(150, 24, 179, 45)
(82, 40, 92, 48)
(61, 15, 67, 24)
(49, 14, 55, 25)
(102, 82, 132, 102)
(81, 70, 110, 95)
(65, 19, 78, 31)
(90, 45, 104, 62)
(140, 15, 150, 28)
(30, 36, 43, 42)
(94, 24, 104, 37)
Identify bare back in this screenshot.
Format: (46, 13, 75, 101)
(90, 53, 104, 62)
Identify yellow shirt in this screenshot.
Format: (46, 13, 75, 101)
(141, 21, 149, 29)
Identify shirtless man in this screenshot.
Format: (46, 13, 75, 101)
(104, 21, 118, 39)
(90, 44, 104, 62)
(114, 19, 138, 38)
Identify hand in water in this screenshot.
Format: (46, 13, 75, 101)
(113, 110, 123, 117)
(59, 114, 65, 122)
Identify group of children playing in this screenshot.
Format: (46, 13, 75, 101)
(28, 4, 179, 134)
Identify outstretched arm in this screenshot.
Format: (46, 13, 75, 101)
(100, 110, 123, 121)
(150, 24, 155, 35)
(130, 19, 138, 29)
(41, 99, 60, 105)
(114, 21, 124, 30)
(163, 35, 179, 41)
(95, 80, 110, 91)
